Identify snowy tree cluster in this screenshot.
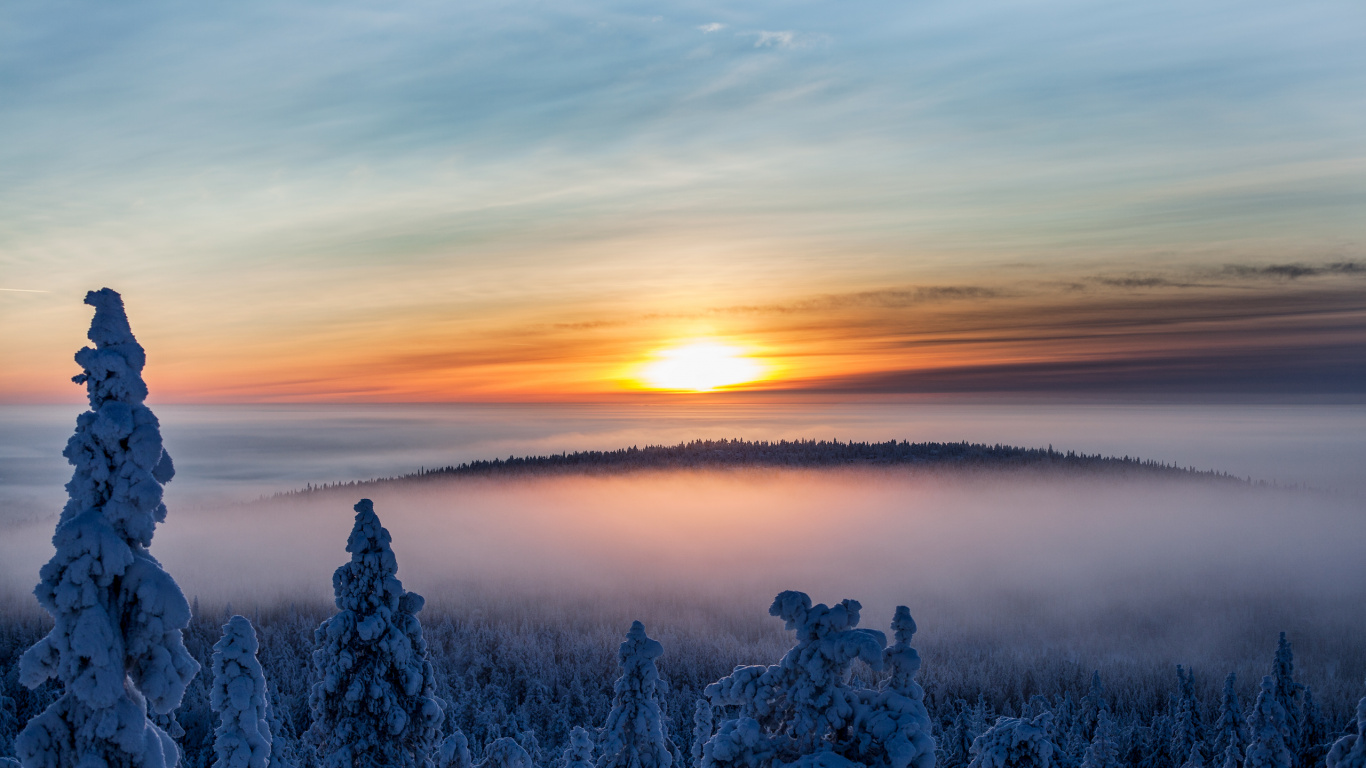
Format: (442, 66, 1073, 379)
(2, 290, 1364, 768)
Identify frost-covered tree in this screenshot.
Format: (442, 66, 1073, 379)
(563, 727, 595, 768)
(704, 592, 932, 768)
(1076, 675, 1106, 743)
(852, 606, 936, 768)
(1326, 693, 1366, 768)
(967, 714, 1053, 768)
(440, 731, 472, 768)
(1300, 686, 1328, 767)
(16, 288, 200, 768)
(943, 701, 981, 768)
(1212, 674, 1249, 762)
(308, 499, 444, 768)
(477, 738, 533, 768)
(1172, 667, 1204, 766)
(1220, 740, 1242, 768)
(1180, 745, 1206, 768)
(1245, 677, 1292, 768)
(3, 758, 22, 768)
(693, 700, 714, 768)
(210, 616, 271, 768)
(1268, 635, 1301, 761)
(598, 621, 675, 768)
(1079, 711, 1119, 768)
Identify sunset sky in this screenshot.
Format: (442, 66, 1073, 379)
(3, 0, 1364, 402)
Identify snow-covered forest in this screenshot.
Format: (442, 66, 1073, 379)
(3, 292, 1365, 768)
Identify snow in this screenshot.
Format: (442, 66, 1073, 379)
(1326, 694, 1366, 768)
(966, 714, 1052, 768)
(210, 616, 272, 768)
(15, 289, 198, 768)
(1244, 676, 1293, 768)
(563, 727, 595, 768)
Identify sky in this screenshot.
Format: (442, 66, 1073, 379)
(2, 0, 1365, 402)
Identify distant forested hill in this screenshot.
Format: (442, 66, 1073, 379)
(280, 438, 1244, 496)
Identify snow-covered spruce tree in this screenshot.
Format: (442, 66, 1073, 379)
(308, 499, 443, 768)
(693, 700, 714, 768)
(1244, 677, 1292, 768)
(1079, 711, 1119, 768)
(1180, 745, 1206, 768)
(1300, 687, 1328, 767)
(16, 288, 200, 768)
(1212, 674, 1249, 762)
(967, 714, 1053, 768)
(1268, 635, 1301, 761)
(851, 606, 935, 768)
(1220, 740, 1242, 768)
(439, 731, 472, 768)
(564, 727, 595, 768)
(210, 616, 271, 768)
(1172, 667, 1204, 767)
(703, 592, 932, 768)
(1326, 692, 1366, 768)
(942, 701, 979, 768)
(598, 621, 675, 768)
(477, 738, 533, 768)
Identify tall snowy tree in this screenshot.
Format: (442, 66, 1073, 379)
(1325, 691, 1365, 768)
(1212, 674, 1249, 763)
(1079, 711, 1120, 768)
(852, 606, 936, 768)
(1268, 635, 1302, 763)
(1299, 687, 1328, 768)
(967, 714, 1053, 768)
(210, 616, 271, 768)
(439, 731, 472, 768)
(693, 700, 714, 768)
(598, 621, 675, 768)
(1245, 677, 1293, 768)
(308, 499, 444, 768)
(1172, 667, 1204, 767)
(477, 738, 533, 768)
(563, 727, 595, 768)
(16, 288, 200, 768)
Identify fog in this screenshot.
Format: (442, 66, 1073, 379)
(5, 467, 1362, 690)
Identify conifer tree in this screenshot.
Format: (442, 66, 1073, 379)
(1172, 667, 1204, 766)
(1220, 740, 1242, 768)
(598, 622, 674, 768)
(1300, 686, 1327, 767)
(563, 727, 595, 768)
(692, 700, 713, 768)
(1269, 635, 1302, 761)
(1325, 691, 1365, 768)
(1079, 711, 1120, 768)
(440, 731, 473, 768)
(210, 616, 272, 768)
(1181, 745, 1206, 768)
(308, 499, 443, 768)
(1245, 677, 1293, 768)
(16, 288, 199, 768)
(967, 713, 1053, 768)
(478, 738, 533, 768)
(1212, 674, 1249, 763)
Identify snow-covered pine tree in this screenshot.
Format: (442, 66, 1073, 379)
(598, 621, 674, 768)
(210, 616, 271, 768)
(1326, 691, 1365, 768)
(1180, 745, 1206, 768)
(16, 288, 199, 768)
(1079, 710, 1120, 768)
(693, 700, 714, 768)
(1172, 667, 1204, 767)
(563, 727, 595, 768)
(852, 606, 936, 768)
(703, 592, 887, 768)
(967, 714, 1053, 768)
(308, 499, 444, 768)
(1076, 674, 1105, 743)
(1212, 674, 1249, 762)
(1268, 635, 1302, 761)
(478, 738, 533, 768)
(263, 682, 301, 768)
(1220, 740, 1242, 768)
(943, 701, 980, 768)
(439, 731, 472, 768)
(1300, 687, 1328, 767)
(1245, 677, 1293, 768)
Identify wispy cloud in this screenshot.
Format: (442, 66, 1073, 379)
(698, 22, 725, 33)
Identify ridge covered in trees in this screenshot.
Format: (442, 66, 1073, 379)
(281, 439, 1243, 497)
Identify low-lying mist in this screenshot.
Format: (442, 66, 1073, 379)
(4, 467, 1361, 708)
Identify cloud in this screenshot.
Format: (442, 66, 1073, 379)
(698, 22, 725, 33)
(1224, 262, 1366, 280)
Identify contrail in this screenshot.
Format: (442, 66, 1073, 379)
(0, 288, 50, 293)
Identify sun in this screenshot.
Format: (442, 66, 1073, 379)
(637, 341, 765, 392)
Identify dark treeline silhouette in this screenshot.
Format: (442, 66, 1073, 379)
(278, 439, 1245, 497)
